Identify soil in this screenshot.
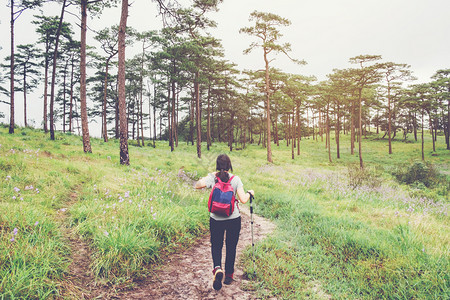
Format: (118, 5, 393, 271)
(57, 170, 276, 299)
(57, 190, 112, 299)
(116, 205, 275, 300)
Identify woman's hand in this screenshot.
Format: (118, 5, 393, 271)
(237, 187, 254, 204)
(194, 178, 206, 189)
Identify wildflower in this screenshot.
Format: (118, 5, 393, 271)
(60, 208, 67, 212)
(34, 221, 39, 226)
(103, 230, 109, 236)
(14, 187, 20, 193)
(124, 191, 130, 198)
(12, 196, 16, 200)
(10, 237, 15, 242)
(13, 228, 18, 235)
(6, 175, 11, 180)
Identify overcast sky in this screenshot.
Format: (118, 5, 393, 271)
(1, 0, 449, 135)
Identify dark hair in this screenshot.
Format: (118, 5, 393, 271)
(216, 154, 233, 182)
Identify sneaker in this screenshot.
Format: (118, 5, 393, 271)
(224, 273, 233, 285)
(212, 267, 224, 291)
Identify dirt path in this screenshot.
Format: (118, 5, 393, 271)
(116, 204, 275, 300)
(57, 190, 111, 299)
(56, 170, 276, 299)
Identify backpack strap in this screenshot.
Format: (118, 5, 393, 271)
(227, 175, 235, 184)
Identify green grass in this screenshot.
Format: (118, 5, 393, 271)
(0, 127, 210, 298)
(0, 125, 448, 299)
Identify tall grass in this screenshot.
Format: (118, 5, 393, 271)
(236, 136, 448, 299)
(1, 126, 448, 298)
(0, 127, 209, 297)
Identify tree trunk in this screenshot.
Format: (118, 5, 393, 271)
(189, 93, 194, 145)
(285, 116, 289, 147)
(351, 103, 355, 155)
(49, 0, 66, 140)
(23, 69, 27, 127)
(74, 97, 80, 135)
(274, 102, 279, 146)
(140, 90, 145, 146)
(153, 78, 157, 147)
(115, 95, 119, 139)
(63, 60, 68, 133)
(296, 101, 301, 156)
(207, 83, 211, 150)
(229, 113, 234, 152)
(430, 116, 435, 152)
(80, 0, 92, 152)
(171, 79, 176, 152)
(175, 92, 179, 147)
(69, 55, 74, 133)
(421, 109, 424, 161)
(43, 53, 49, 132)
(291, 113, 294, 160)
(195, 71, 201, 158)
(358, 89, 364, 169)
(9, 1, 15, 134)
(140, 52, 145, 147)
(118, 0, 129, 165)
(264, 48, 273, 163)
(136, 96, 140, 146)
(103, 57, 111, 142)
(327, 104, 332, 163)
(312, 110, 315, 141)
(447, 99, 450, 150)
(413, 111, 418, 141)
(336, 100, 340, 159)
(388, 84, 392, 154)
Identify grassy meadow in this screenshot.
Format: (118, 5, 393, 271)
(0, 125, 448, 299)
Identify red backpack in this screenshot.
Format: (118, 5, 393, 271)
(208, 175, 236, 217)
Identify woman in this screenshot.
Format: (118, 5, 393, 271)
(195, 154, 255, 291)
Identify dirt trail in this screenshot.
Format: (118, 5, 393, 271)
(57, 190, 111, 299)
(56, 171, 275, 299)
(117, 205, 275, 300)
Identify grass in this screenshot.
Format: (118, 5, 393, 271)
(0, 127, 210, 298)
(0, 125, 448, 299)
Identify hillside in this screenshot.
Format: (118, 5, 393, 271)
(0, 126, 448, 299)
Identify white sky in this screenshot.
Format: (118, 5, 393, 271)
(1, 0, 449, 136)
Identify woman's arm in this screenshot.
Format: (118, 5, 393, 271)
(194, 178, 207, 189)
(237, 187, 254, 204)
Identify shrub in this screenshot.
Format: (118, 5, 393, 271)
(347, 164, 382, 189)
(392, 161, 446, 188)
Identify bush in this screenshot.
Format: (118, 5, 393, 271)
(392, 161, 446, 188)
(347, 164, 382, 189)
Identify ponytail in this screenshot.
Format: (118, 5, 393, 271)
(215, 154, 233, 182)
(217, 169, 229, 183)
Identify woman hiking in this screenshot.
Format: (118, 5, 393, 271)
(195, 154, 255, 291)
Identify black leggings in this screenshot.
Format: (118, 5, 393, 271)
(210, 216, 241, 275)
